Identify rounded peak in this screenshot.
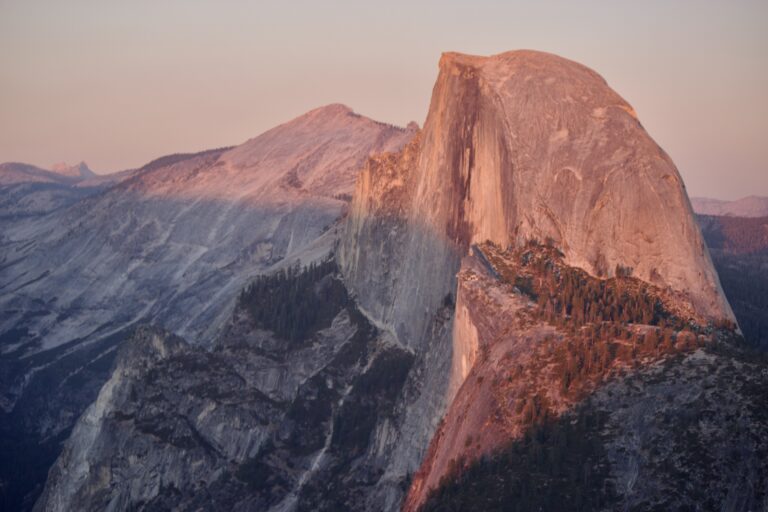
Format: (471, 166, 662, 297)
(51, 161, 95, 178)
(281, 103, 417, 132)
(441, 49, 580, 66)
(305, 103, 355, 117)
(437, 49, 624, 119)
(0, 161, 44, 171)
(283, 104, 364, 130)
(492, 48, 577, 62)
(439, 49, 607, 84)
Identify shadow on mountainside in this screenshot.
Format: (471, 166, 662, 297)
(422, 341, 768, 512)
(0, 191, 348, 511)
(411, 242, 768, 512)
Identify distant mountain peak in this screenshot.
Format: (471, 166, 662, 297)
(290, 103, 417, 134)
(310, 103, 354, 115)
(51, 161, 96, 178)
(292, 103, 357, 125)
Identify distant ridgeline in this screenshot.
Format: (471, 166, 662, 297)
(697, 214, 768, 350)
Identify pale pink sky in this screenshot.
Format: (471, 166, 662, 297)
(1, 0, 766, 199)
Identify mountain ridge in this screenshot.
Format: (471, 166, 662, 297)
(8, 51, 765, 512)
(691, 195, 768, 218)
(0, 104, 416, 511)
(50, 161, 95, 179)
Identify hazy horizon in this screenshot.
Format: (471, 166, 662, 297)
(1, 0, 766, 199)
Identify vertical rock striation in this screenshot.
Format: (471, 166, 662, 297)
(341, 50, 738, 511)
(344, 50, 732, 330)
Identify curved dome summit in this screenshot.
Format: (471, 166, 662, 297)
(344, 49, 733, 334)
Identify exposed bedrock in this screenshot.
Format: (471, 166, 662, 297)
(341, 49, 738, 511)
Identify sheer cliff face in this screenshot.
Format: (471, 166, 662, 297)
(405, 243, 761, 512)
(28, 50, 749, 512)
(343, 50, 732, 334)
(341, 50, 741, 511)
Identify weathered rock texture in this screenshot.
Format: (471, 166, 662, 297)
(27, 49, 760, 512)
(0, 105, 415, 510)
(344, 50, 732, 328)
(33, 265, 422, 512)
(340, 50, 737, 510)
(405, 243, 761, 511)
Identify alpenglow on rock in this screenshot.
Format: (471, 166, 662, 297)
(340, 50, 741, 510)
(29, 50, 749, 512)
(343, 50, 733, 334)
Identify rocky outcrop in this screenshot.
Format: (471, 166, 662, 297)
(338, 133, 462, 510)
(33, 264, 419, 512)
(0, 105, 416, 510)
(341, 50, 738, 510)
(345, 50, 732, 326)
(340, 133, 461, 351)
(404, 241, 758, 511)
(416, 329, 768, 511)
(26, 49, 762, 512)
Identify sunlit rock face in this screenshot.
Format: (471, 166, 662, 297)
(21, 49, 752, 512)
(341, 50, 739, 511)
(342, 50, 733, 368)
(346, 50, 731, 327)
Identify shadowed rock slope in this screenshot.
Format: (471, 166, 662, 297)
(0, 105, 415, 511)
(34, 262, 419, 512)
